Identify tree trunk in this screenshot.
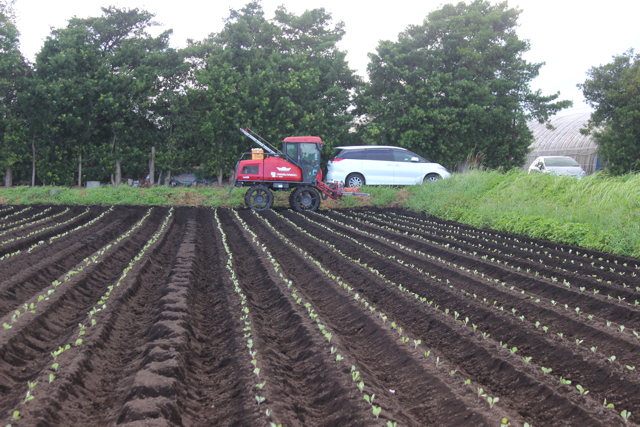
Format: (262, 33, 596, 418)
(114, 159, 122, 188)
(31, 134, 36, 187)
(78, 154, 82, 187)
(4, 165, 12, 187)
(157, 170, 163, 187)
(216, 166, 224, 188)
(165, 170, 171, 186)
(149, 146, 155, 185)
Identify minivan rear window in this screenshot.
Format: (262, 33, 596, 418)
(332, 149, 366, 160)
(366, 149, 393, 161)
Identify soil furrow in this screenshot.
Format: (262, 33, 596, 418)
(241, 209, 498, 427)
(0, 208, 168, 415)
(388, 209, 640, 276)
(351, 211, 640, 307)
(0, 207, 138, 318)
(0, 206, 99, 255)
(274, 209, 622, 427)
(320, 210, 640, 363)
(221, 208, 374, 427)
(11, 207, 183, 426)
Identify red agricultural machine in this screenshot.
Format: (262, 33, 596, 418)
(228, 128, 369, 211)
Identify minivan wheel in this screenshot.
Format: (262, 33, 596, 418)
(424, 173, 441, 183)
(345, 173, 365, 188)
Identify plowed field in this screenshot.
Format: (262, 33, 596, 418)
(1, 205, 639, 427)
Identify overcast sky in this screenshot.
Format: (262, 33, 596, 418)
(12, 0, 640, 117)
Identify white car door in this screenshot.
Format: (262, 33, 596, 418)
(362, 148, 394, 185)
(392, 150, 424, 184)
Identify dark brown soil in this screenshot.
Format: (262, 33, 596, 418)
(0, 206, 638, 427)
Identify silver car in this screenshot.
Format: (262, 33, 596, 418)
(528, 156, 586, 178)
(326, 146, 451, 187)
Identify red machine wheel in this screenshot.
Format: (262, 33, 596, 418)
(290, 187, 320, 211)
(245, 185, 274, 211)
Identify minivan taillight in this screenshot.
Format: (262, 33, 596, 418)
(329, 158, 345, 162)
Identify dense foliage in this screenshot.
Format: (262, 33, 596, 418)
(356, 0, 571, 170)
(0, 2, 359, 186)
(579, 49, 640, 175)
(0, 0, 593, 185)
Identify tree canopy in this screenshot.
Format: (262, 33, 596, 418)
(356, 0, 571, 170)
(579, 49, 640, 175)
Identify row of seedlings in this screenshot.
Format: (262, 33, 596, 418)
(236, 210, 393, 426)
(1, 208, 152, 330)
(0, 207, 87, 247)
(214, 209, 280, 426)
(306, 211, 635, 423)
(4, 208, 174, 426)
(260, 210, 514, 426)
(357, 211, 640, 306)
(0, 207, 51, 231)
(333, 211, 640, 353)
(375, 211, 640, 286)
(0, 207, 114, 262)
(274, 210, 533, 425)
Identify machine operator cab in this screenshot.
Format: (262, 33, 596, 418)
(283, 136, 323, 183)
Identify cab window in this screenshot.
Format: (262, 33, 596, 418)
(285, 143, 298, 161)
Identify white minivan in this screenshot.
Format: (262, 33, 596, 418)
(326, 146, 451, 187)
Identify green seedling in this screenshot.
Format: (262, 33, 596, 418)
(372, 405, 382, 419)
(591, 346, 597, 353)
(413, 339, 421, 349)
(542, 326, 548, 333)
(477, 387, 485, 398)
(608, 355, 616, 363)
(522, 356, 532, 364)
(575, 339, 583, 345)
(576, 384, 589, 395)
(363, 394, 375, 405)
(49, 373, 55, 383)
(13, 410, 20, 421)
(541, 367, 552, 374)
(464, 379, 471, 385)
(266, 408, 271, 416)
(330, 346, 336, 354)
(357, 381, 364, 392)
(560, 377, 571, 385)
(269, 424, 282, 427)
(603, 398, 614, 409)
(75, 338, 83, 346)
(254, 367, 260, 377)
(627, 366, 635, 370)
(449, 370, 456, 376)
(256, 381, 266, 389)
(621, 410, 631, 422)
(2, 323, 10, 329)
(352, 371, 360, 382)
(386, 422, 398, 427)
(255, 396, 265, 405)
(336, 354, 343, 361)
(487, 396, 499, 409)
(424, 350, 430, 358)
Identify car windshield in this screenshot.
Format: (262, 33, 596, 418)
(545, 158, 580, 167)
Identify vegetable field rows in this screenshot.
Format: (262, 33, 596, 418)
(0, 206, 638, 426)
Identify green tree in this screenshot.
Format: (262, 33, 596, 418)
(181, 1, 361, 183)
(579, 49, 640, 174)
(356, 0, 571, 170)
(32, 6, 182, 186)
(0, 1, 30, 186)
